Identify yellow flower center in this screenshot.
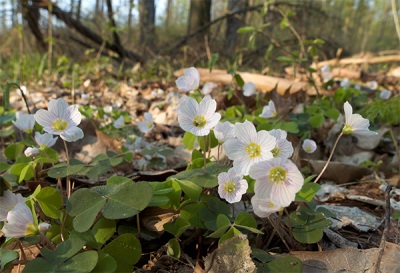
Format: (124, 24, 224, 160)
(147, 122, 153, 129)
(246, 142, 261, 158)
(272, 111, 277, 117)
(193, 115, 207, 128)
(25, 222, 38, 236)
(271, 146, 280, 157)
(342, 124, 353, 134)
(305, 146, 312, 153)
(269, 166, 287, 184)
(52, 118, 68, 131)
(223, 180, 237, 193)
(267, 201, 276, 208)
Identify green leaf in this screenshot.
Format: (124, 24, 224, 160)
(208, 53, 219, 72)
(167, 238, 181, 258)
(295, 183, 320, 202)
(5, 143, 25, 160)
(234, 74, 244, 87)
(36, 187, 62, 219)
(251, 248, 274, 263)
(324, 108, 340, 120)
(237, 26, 255, 33)
(91, 252, 117, 273)
(93, 217, 116, 247)
(183, 132, 197, 150)
(234, 211, 257, 229)
(216, 214, 231, 229)
(174, 179, 202, 201)
(180, 203, 207, 228)
(0, 162, 11, 173)
(276, 56, 293, 63)
(59, 251, 98, 272)
(48, 162, 87, 179)
(309, 114, 325, 128)
(164, 216, 190, 238)
(289, 211, 332, 244)
(282, 121, 299, 134)
(36, 147, 58, 164)
(67, 189, 106, 232)
(219, 226, 241, 245)
(100, 182, 153, 219)
(0, 249, 18, 270)
(19, 163, 35, 182)
(103, 233, 142, 270)
(106, 176, 133, 185)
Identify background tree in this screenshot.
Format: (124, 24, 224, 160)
(139, 0, 155, 51)
(187, 0, 212, 41)
(224, 0, 247, 55)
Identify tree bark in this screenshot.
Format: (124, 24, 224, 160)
(106, 0, 124, 58)
(165, 0, 172, 28)
(18, 0, 46, 51)
(187, 0, 212, 40)
(76, 0, 82, 21)
(224, 0, 247, 55)
(139, 0, 156, 50)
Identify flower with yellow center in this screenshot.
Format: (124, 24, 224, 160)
(342, 101, 377, 136)
(0, 190, 26, 221)
(176, 67, 200, 92)
(218, 168, 248, 204)
(177, 95, 221, 136)
(214, 121, 234, 144)
(302, 139, 317, 154)
(1, 203, 38, 238)
(250, 157, 304, 207)
(251, 196, 283, 218)
(269, 129, 293, 159)
(223, 120, 276, 176)
(259, 101, 277, 118)
(138, 112, 155, 134)
(34, 98, 84, 142)
(35, 132, 58, 149)
(12, 112, 35, 133)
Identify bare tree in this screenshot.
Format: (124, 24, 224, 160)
(139, 0, 156, 50)
(76, 0, 82, 21)
(224, 0, 247, 55)
(165, 0, 172, 28)
(187, 0, 212, 40)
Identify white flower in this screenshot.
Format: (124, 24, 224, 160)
(340, 78, 350, 88)
(367, 80, 378, 90)
(0, 190, 26, 221)
(176, 67, 200, 92)
(202, 82, 218, 95)
(302, 139, 317, 154)
(35, 132, 58, 148)
(259, 101, 277, 118)
(214, 121, 234, 144)
(34, 98, 84, 142)
(103, 105, 113, 113)
(320, 64, 330, 73)
(269, 129, 293, 159)
(177, 96, 221, 136)
(320, 65, 332, 82)
(251, 196, 283, 218)
(342, 101, 377, 136)
(137, 112, 154, 134)
(243, 82, 256, 97)
(218, 168, 248, 204)
(354, 85, 361, 90)
(113, 116, 125, 129)
(81, 93, 90, 104)
(12, 112, 35, 133)
(1, 203, 37, 238)
(24, 147, 40, 157)
(38, 222, 51, 233)
(150, 89, 164, 99)
(380, 90, 391, 100)
(250, 157, 304, 207)
(223, 120, 276, 176)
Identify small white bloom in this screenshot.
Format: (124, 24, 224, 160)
(0, 190, 26, 221)
(223, 120, 276, 176)
(137, 112, 155, 134)
(24, 147, 40, 157)
(214, 121, 234, 144)
(202, 82, 218, 95)
(103, 105, 113, 113)
(342, 101, 377, 136)
(367, 80, 378, 90)
(322, 71, 333, 82)
(302, 139, 317, 154)
(12, 112, 35, 133)
(380, 90, 391, 100)
(113, 116, 125, 129)
(81, 93, 90, 104)
(250, 157, 304, 207)
(218, 168, 248, 204)
(243, 82, 256, 97)
(320, 64, 330, 73)
(340, 78, 350, 88)
(34, 98, 84, 142)
(269, 129, 293, 159)
(259, 101, 277, 118)
(150, 88, 164, 99)
(1, 203, 37, 238)
(251, 196, 283, 218)
(83, 79, 91, 88)
(38, 222, 51, 233)
(176, 67, 200, 92)
(353, 85, 361, 90)
(177, 96, 221, 136)
(35, 132, 58, 148)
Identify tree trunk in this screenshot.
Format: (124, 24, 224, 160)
(165, 0, 172, 28)
(127, 0, 134, 28)
(139, 0, 156, 50)
(106, 0, 124, 58)
(76, 0, 82, 21)
(187, 0, 212, 40)
(18, 0, 46, 51)
(224, 0, 247, 55)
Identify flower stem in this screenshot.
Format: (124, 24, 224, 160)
(314, 132, 343, 183)
(203, 136, 207, 175)
(62, 139, 71, 198)
(389, 127, 400, 174)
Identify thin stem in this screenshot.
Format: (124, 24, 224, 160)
(136, 213, 141, 239)
(389, 127, 400, 174)
(314, 132, 343, 183)
(62, 139, 71, 198)
(203, 136, 207, 175)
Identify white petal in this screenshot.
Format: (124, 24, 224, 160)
(34, 109, 54, 128)
(61, 127, 84, 142)
(343, 101, 353, 125)
(234, 120, 257, 144)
